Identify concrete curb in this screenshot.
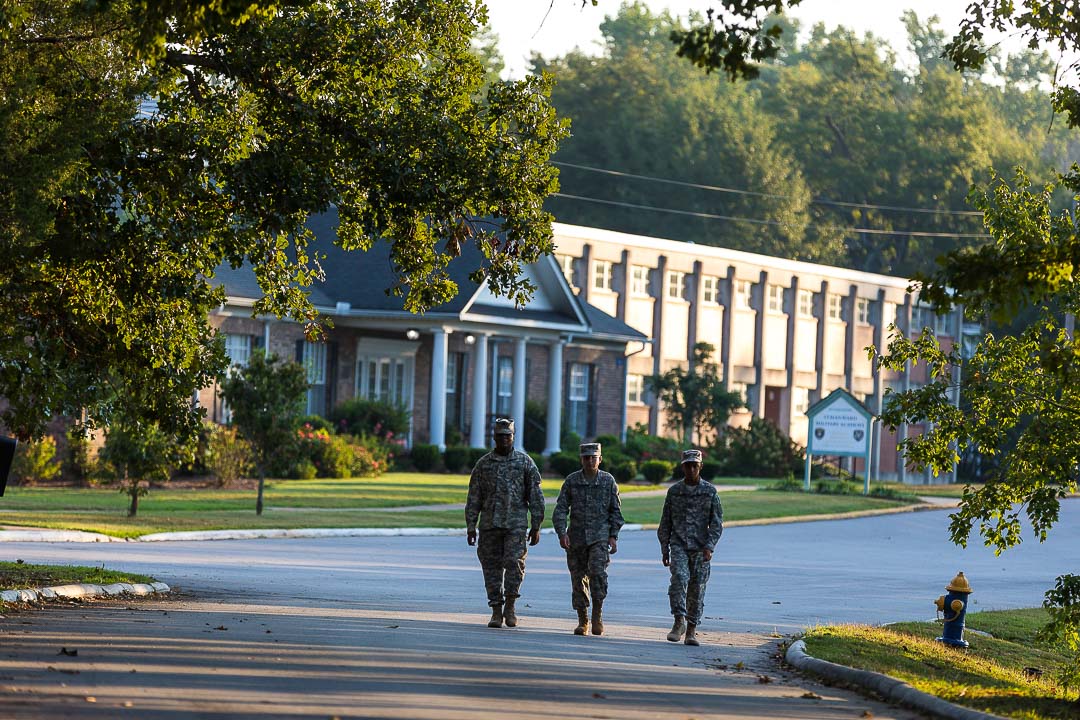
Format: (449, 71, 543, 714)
(0, 529, 126, 543)
(1, 581, 171, 604)
(785, 639, 1007, 720)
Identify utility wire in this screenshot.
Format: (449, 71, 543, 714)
(552, 192, 992, 239)
(553, 161, 985, 218)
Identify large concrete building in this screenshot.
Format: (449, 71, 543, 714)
(205, 215, 962, 482)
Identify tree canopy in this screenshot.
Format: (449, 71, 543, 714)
(0, 0, 566, 441)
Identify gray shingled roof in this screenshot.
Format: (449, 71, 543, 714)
(212, 209, 646, 342)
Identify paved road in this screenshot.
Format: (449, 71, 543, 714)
(0, 501, 1076, 718)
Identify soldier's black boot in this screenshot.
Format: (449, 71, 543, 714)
(684, 623, 700, 646)
(503, 598, 518, 628)
(487, 605, 503, 628)
(666, 616, 686, 642)
(591, 602, 604, 635)
(573, 608, 589, 635)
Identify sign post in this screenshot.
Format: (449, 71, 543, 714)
(804, 389, 875, 494)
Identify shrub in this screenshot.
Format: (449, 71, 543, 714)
(206, 425, 253, 487)
(294, 423, 353, 478)
(560, 429, 582, 454)
(410, 443, 441, 472)
(720, 417, 805, 477)
(623, 424, 681, 464)
(293, 459, 318, 480)
(774, 474, 805, 492)
(299, 414, 335, 433)
(524, 400, 546, 453)
(337, 433, 391, 477)
(548, 452, 581, 477)
(443, 445, 470, 473)
(605, 456, 637, 484)
(641, 459, 674, 485)
(814, 479, 862, 495)
(594, 434, 621, 452)
(11, 436, 62, 486)
(330, 398, 410, 439)
(528, 451, 544, 471)
(700, 459, 723, 481)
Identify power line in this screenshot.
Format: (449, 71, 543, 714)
(552, 161, 985, 218)
(552, 192, 992, 239)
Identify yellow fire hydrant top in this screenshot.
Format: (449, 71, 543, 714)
(946, 571, 973, 593)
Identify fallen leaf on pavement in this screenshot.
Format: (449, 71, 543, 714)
(801, 692, 822, 700)
(757, 675, 772, 683)
(58, 648, 77, 656)
(592, 692, 606, 699)
(85, 696, 96, 703)
(214, 626, 227, 631)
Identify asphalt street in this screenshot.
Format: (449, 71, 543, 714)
(0, 500, 1076, 718)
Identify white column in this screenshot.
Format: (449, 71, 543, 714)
(512, 336, 528, 452)
(429, 328, 449, 451)
(545, 340, 564, 455)
(469, 334, 489, 449)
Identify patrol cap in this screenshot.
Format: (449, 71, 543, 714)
(579, 442, 601, 457)
(493, 418, 515, 435)
(681, 449, 703, 464)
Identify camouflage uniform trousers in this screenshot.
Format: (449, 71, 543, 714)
(566, 541, 610, 610)
(477, 528, 529, 607)
(667, 543, 711, 625)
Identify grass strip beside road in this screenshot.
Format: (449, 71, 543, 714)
(801, 609, 1078, 720)
(0, 561, 154, 590)
(0, 489, 919, 538)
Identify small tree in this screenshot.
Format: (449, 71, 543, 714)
(220, 350, 308, 515)
(98, 419, 175, 517)
(647, 342, 744, 445)
(206, 424, 253, 488)
(10, 436, 62, 486)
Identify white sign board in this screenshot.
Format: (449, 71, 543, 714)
(808, 400, 870, 456)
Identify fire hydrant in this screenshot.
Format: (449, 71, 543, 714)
(935, 571, 973, 648)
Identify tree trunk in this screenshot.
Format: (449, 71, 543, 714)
(126, 472, 138, 517)
(256, 468, 265, 516)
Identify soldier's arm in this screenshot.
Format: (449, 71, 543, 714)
(706, 492, 724, 550)
(657, 491, 673, 555)
(465, 463, 483, 533)
(608, 476, 624, 539)
(527, 458, 544, 530)
(552, 479, 571, 537)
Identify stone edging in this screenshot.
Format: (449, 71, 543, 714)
(785, 639, 1006, 720)
(0, 581, 171, 604)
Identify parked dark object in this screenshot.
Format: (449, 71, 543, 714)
(0, 436, 17, 496)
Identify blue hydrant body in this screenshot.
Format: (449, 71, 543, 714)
(935, 571, 972, 648)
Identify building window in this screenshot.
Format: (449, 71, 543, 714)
(856, 297, 870, 325)
(626, 373, 645, 405)
(701, 276, 719, 304)
(445, 352, 467, 429)
(827, 294, 842, 320)
(735, 279, 753, 309)
(593, 260, 614, 292)
(793, 387, 810, 415)
(797, 289, 814, 317)
(224, 333, 252, 368)
(666, 271, 686, 300)
(767, 284, 784, 313)
(302, 341, 327, 416)
(557, 254, 575, 286)
(355, 339, 417, 414)
(567, 362, 593, 437)
(631, 265, 650, 296)
(496, 356, 513, 417)
(934, 309, 952, 336)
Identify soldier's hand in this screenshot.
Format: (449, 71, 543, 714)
(703, 548, 713, 562)
(662, 554, 670, 567)
(559, 534, 571, 550)
(529, 528, 541, 546)
(608, 537, 618, 554)
(467, 529, 477, 546)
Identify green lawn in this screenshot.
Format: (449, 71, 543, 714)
(0, 474, 920, 537)
(801, 610, 1078, 720)
(0, 561, 154, 590)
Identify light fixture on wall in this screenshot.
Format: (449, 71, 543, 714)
(405, 328, 420, 341)
(464, 334, 476, 345)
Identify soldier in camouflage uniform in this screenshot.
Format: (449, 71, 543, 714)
(657, 449, 723, 646)
(465, 418, 544, 629)
(552, 442, 624, 636)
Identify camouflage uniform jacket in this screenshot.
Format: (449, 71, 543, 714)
(657, 480, 723, 554)
(465, 449, 544, 533)
(552, 469, 624, 546)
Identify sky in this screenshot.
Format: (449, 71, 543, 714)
(482, 0, 1026, 78)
